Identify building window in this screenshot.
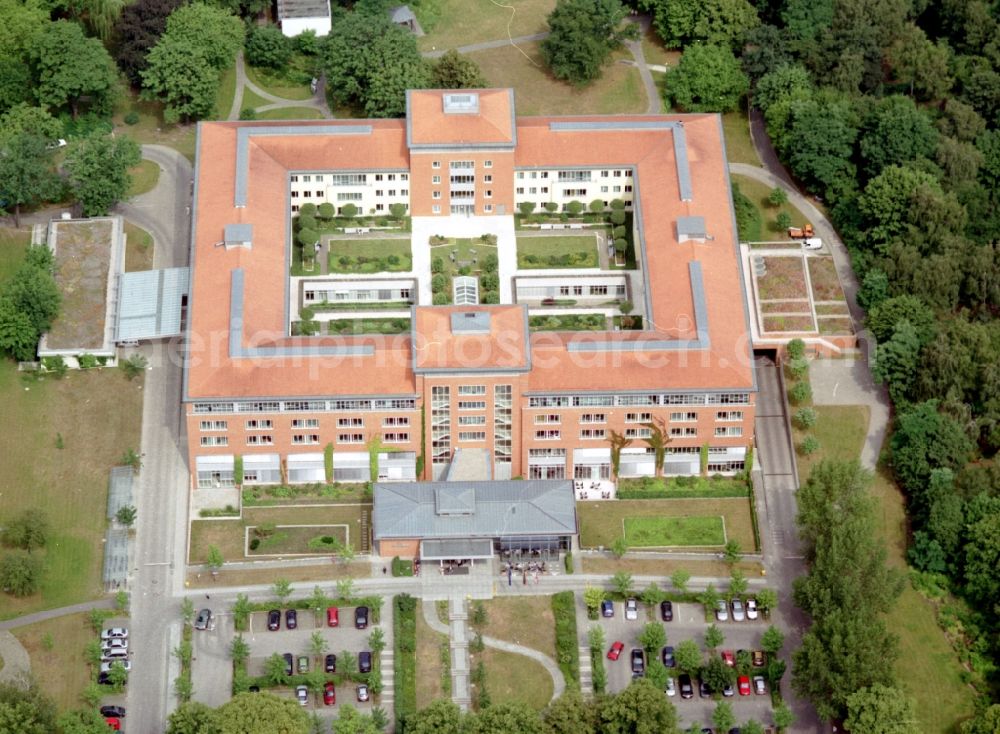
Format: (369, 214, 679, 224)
(245, 419, 273, 430)
(625, 412, 652, 423)
(516, 187, 524, 195)
(432, 205, 441, 214)
(581, 429, 606, 440)
(530, 465, 565, 479)
(716, 411, 744, 421)
(625, 185, 633, 193)
(200, 420, 228, 431)
(457, 401, 486, 410)
(337, 417, 363, 427)
(291, 205, 299, 212)
(382, 416, 410, 427)
(458, 385, 486, 395)
(401, 173, 409, 181)
(338, 433, 364, 443)
(517, 171, 525, 179)
(246, 435, 274, 445)
(535, 429, 561, 440)
(292, 434, 320, 444)
(459, 415, 487, 426)
(459, 431, 487, 442)
(534, 414, 560, 424)
(432, 175, 441, 184)
(484, 204, 493, 212)
(375, 174, 384, 181)
(484, 174, 493, 183)
(613, 185, 621, 193)
(580, 413, 606, 423)
(302, 175, 312, 182)
(432, 161, 441, 169)
(669, 427, 698, 437)
(384, 432, 409, 443)
(601, 186, 609, 193)
(433, 191, 442, 199)
(200, 436, 228, 447)
(588, 285, 608, 296)
(290, 175, 299, 182)
(625, 427, 652, 439)
(291, 418, 319, 428)
(670, 412, 698, 422)
(715, 426, 744, 437)
(388, 174, 396, 181)
(290, 191, 300, 198)
(601, 170, 609, 177)
(484, 160, 492, 168)
(401, 189, 408, 196)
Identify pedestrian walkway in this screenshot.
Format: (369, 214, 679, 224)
(577, 644, 593, 697)
(228, 51, 332, 122)
(0, 631, 31, 684)
(0, 598, 116, 630)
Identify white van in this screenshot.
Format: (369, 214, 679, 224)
(803, 237, 823, 250)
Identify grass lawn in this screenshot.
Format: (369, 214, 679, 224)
(256, 107, 325, 120)
(415, 605, 448, 707)
(185, 561, 370, 588)
(241, 86, 271, 115)
(326, 318, 411, 335)
(416, 0, 556, 51)
(516, 235, 599, 269)
(128, 159, 160, 197)
(214, 65, 237, 120)
(757, 255, 809, 300)
(114, 91, 197, 163)
(13, 613, 95, 709)
(807, 257, 846, 302)
(0, 363, 144, 618)
(479, 597, 555, 658)
(123, 221, 154, 272)
(730, 174, 812, 240)
(473, 647, 553, 710)
(327, 238, 412, 273)
(247, 524, 349, 556)
(760, 300, 810, 315)
(581, 556, 764, 577)
(721, 109, 761, 167)
(0, 229, 30, 279)
(792, 405, 869, 480)
(529, 314, 606, 331)
(189, 504, 368, 564)
(640, 25, 680, 68)
(617, 475, 749, 498)
(245, 60, 315, 100)
(762, 315, 815, 333)
(578, 498, 753, 551)
(624, 515, 726, 547)
(470, 43, 645, 116)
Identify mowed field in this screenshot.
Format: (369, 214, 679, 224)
(0, 230, 145, 617)
(417, 0, 556, 51)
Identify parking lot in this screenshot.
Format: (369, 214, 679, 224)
(586, 599, 777, 728)
(192, 604, 382, 714)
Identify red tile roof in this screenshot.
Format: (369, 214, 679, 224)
(407, 89, 515, 147)
(413, 305, 529, 373)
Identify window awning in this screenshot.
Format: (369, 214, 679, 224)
(420, 538, 494, 560)
(573, 448, 611, 462)
(196, 455, 235, 471)
(334, 452, 368, 469)
(243, 453, 280, 470)
(287, 452, 324, 469)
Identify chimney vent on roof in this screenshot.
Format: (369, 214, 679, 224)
(677, 216, 707, 244)
(443, 93, 479, 114)
(223, 223, 253, 250)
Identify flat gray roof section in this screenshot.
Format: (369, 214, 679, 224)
(107, 466, 134, 520)
(421, 538, 494, 560)
(235, 124, 373, 207)
(451, 310, 490, 333)
(374, 480, 577, 540)
(224, 223, 253, 247)
(677, 215, 707, 238)
(445, 448, 492, 481)
(115, 267, 190, 342)
(277, 0, 329, 20)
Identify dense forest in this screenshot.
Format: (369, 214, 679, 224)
(639, 0, 1000, 728)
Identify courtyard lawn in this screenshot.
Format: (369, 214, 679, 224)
(0, 229, 29, 279)
(578, 498, 754, 551)
(326, 238, 412, 273)
(529, 314, 606, 331)
(213, 65, 237, 120)
(624, 515, 726, 547)
(123, 222, 154, 272)
(256, 107, 325, 120)
(516, 235, 600, 269)
(473, 647, 554, 711)
(617, 476, 749, 499)
(792, 405, 869, 481)
(114, 92, 197, 163)
(469, 43, 646, 116)
(479, 597, 556, 658)
(730, 174, 814, 241)
(721, 109, 761, 167)
(327, 318, 411, 335)
(245, 58, 315, 101)
(415, 605, 449, 707)
(189, 504, 368, 564)
(13, 613, 94, 710)
(640, 25, 680, 69)
(186, 562, 369, 588)
(247, 524, 349, 556)
(240, 86, 270, 115)
(128, 159, 160, 197)
(416, 0, 555, 51)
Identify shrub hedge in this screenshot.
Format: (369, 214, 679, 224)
(552, 591, 580, 685)
(394, 594, 417, 729)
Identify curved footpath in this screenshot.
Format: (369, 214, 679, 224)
(0, 631, 30, 684)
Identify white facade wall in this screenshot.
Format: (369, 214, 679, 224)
(290, 171, 411, 216)
(514, 168, 634, 211)
(279, 16, 331, 37)
(515, 275, 628, 302)
(302, 278, 416, 304)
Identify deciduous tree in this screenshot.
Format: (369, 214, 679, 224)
(431, 49, 487, 89)
(32, 21, 118, 118)
(598, 679, 678, 734)
(66, 134, 142, 216)
(541, 0, 636, 85)
(0, 551, 43, 596)
(844, 684, 919, 734)
(215, 692, 309, 734)
(0, 134, 61, 227)
(666, 43, 749, 113)
(113, 0, 184, 85)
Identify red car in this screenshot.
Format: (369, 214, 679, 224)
(607, 641, 625, 660)
(738, 675, 751, 696)
(105, 718, 121, 731)
(327, 607, 339, 627)
(323, 682, 336, 705)
(721, 650, 735, 667)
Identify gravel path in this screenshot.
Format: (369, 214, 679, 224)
(0, 632, 30, 684)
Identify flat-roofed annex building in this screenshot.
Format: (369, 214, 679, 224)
(183, 89, 756, 490)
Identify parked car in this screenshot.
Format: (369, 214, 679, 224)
(660, 600, 673, 621)
(100, 706, 126, 718)
(731, 598, 745, 622)
(194, 608, 212, 630)
(356, 684, 370, 702)
(355, 606, 370, 629)
(105, 718, 121, 731)
(625, 598, 638, 620)
(359, 651, 372, 673)
(722, 682, 735, 697)
(323, 682, 335, 706)
(746, 598, 758, 620)
(803, 237, 823, 250)
(285, 609, 298, 630)
(699, 679, 711, 698)
(296, 685, 308, 706)
(662, 646, 675, 668)
(721, 650, 735, 667)
(283, 653, 294, 676)
(101, 648, 128, 663)
(607, 641, 624, 661)
(102, 638, 128, 652)
(97, 672, 112, 686)
(325, 654, 337, 673)
(298, 655, 309, 673)
(679, 673, 694, 699)
(267, 610, 281, 630)
(100, 661, 132, 673)
(630, 648, 644, 676)
(753, 675, 766, 695)
(600, 600, 614, 618)
(101, 628, 128, 641)
(751, 650, 765, 667)
(665, 677, 676, 697)
(715, 599, 729, 622)
(738, 676, 751, 696)
(327, 606, 339, 627)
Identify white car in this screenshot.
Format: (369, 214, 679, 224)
(731, 598, 746, 622)
(665, 677, 676, 697)
(624, 598, 638, 620)
(102, 638, 128, 651)
(746, 598, 758, 620)
(296, 685, 308, 706)
(803, 237, 823, 250)
(715, 599, 729, 622)
(101, 627, 128, 641)
(100, 660, 132, 673)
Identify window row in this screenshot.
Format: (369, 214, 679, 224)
(289, 173, 409, 183)
(526, 393, 751, 408)
(516, 169, 628, 180)
(192, 399, 418, 414)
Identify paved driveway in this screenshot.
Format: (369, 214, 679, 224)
(592, 600, 776, 729)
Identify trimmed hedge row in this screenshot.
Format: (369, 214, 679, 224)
(552, 591, 580, 685)
(394, 594, 417, 730)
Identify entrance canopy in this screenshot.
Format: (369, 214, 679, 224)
(115, 267, 189, 342)
(420, 538, 493, 560)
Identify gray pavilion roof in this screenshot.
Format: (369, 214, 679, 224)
(373, 480, 577, 540)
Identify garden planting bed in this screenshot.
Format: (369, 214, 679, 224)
(516, 234, 601, 269)
(762, 315, 816, 333)
(759, 299, 811, 315)
(623, 515, 726, 547)
(818, 317, 854, 335)
(807, 257, 845, 301)
(245, 524, 349, 556)
(814, 302, 851, 315)
(755, 255, 809, 300)
(326, 318, 411, 335)
(326, 238, 412, 273)
(528, 314, 606, 331)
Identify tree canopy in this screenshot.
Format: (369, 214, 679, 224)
(541, 0, 636, 85)
(32, 20, 117, 118)
(65, 133, 142, 216)
(665, 43, 749, 112)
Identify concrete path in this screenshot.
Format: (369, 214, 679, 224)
(624, 16, 661, 114)
(479, 631, 566, 702)
(0, 598, 115, 630)
(118, 145, 193, 258)
(420, 32, 549, 59)
(0, 631, 31, 684)
(229, 51, 332, 121)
